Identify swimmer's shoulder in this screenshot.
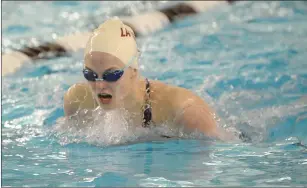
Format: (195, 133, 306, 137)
(151, 80, 205, 104)
(63, 83, 98, 116)
(149, 80, 208, 119)
(150, 80, 213, 114)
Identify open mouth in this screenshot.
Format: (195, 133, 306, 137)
(97, 93, 112, 104)
(98, 93, 112, 99)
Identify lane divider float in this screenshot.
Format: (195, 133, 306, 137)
(2, 1, 236, 76)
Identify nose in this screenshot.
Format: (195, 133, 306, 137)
(94, 80, 108, 90)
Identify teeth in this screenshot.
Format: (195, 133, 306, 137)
(98, 93, 112, 98)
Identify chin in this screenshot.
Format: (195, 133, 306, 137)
(98, 99, 119, 110)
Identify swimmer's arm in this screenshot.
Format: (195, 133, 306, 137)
(63, 83, 96, 117)
(63, 91, 80, 117)
(173, 92, 235, 141)
(176, 104, 220, 137)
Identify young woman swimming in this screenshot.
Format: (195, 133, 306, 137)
(63, 18, 238, 141)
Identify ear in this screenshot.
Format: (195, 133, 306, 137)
(131, 68, 138, 77)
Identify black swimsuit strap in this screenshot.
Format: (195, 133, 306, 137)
(142, 78, 152, 127)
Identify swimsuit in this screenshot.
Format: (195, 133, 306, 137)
(141, 78, 251, 141)
(142, 78, 152, 127)
(141, 79, 171, 139)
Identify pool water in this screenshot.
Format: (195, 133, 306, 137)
(2, 1, 307, 187)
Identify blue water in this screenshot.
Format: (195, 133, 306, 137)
(2, 1, 307, 187)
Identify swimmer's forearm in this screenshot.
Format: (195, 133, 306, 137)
(176, 103, 235, 141)
(63, 92, 79, 117)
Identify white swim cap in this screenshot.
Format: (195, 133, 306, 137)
(84, 18, 138, 69)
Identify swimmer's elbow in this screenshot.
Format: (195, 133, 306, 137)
(176, 105, 222, 139)
(63, 92, 78, 117)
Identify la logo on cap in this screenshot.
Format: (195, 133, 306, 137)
(120, 27, 134, 38)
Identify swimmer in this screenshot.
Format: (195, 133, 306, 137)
(63, 18, 237, 141)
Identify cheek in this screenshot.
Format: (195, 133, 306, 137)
(113, 80, 127, 92)
(88, 82, 96, 90)
(114, 75, 132, 93)
(123, 72, 134, 88)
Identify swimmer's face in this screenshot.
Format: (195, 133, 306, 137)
(84, 51, 137, 109)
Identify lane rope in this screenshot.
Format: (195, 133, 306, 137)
(2, 1, 236, 76)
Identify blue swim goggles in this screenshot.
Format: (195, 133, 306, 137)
(83, 68, 124, 82)
(83, 53, 138, 82)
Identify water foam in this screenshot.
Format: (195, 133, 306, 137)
(49, 105, 220, 147)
